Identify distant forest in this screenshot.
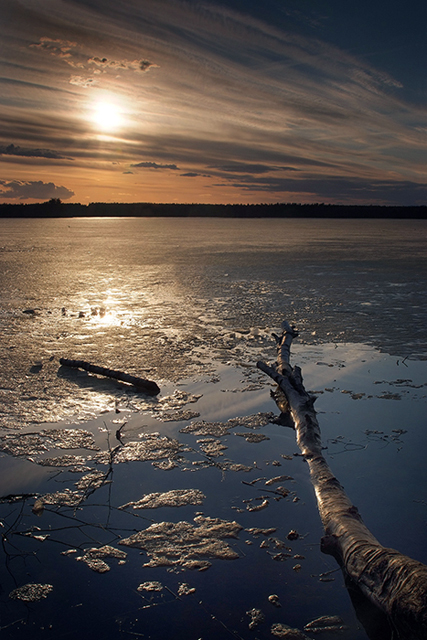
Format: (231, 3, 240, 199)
(0, 199, 426, 218)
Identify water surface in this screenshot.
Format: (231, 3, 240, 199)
(0, 218, 426, 639)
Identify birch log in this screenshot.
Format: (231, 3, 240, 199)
(59, 358, 160, 396)
(257, 322, 427, 640)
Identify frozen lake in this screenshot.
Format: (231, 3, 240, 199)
(0, 217, 426, 639)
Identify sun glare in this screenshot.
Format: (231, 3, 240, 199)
(91, 100, 123, 132)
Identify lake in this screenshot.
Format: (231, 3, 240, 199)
(0, 217, 426, 639)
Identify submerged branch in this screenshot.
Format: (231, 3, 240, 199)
(257, 321, 427, 640)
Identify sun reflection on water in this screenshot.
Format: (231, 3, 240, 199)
(88, 291, 123, 327)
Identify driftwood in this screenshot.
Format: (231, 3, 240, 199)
(59, 358, 160, 396)
(257, 322, 427, 640)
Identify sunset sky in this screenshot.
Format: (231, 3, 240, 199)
(1, 0, 426, 205)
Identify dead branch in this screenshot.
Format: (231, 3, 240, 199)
(257, 321, 427, 640)
(59, 358, 160, 396)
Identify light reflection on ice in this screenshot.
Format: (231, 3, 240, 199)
(1, 219, 426, 429)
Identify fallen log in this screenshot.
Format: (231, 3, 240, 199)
(59, 358, 160, 396)
(257, 322, 427, 640)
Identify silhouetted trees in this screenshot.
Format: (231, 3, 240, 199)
(0, 201, 426, 219)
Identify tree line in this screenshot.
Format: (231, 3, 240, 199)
(0, 199, 426, 218)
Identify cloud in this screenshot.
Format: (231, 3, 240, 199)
(69, 75, 98, 87)
(30, 37, 76, 58)
(0, 143, 71, 160)
(69, 56, 157, 87)
(209, 162, 298, 174)
(88, 57, 156, 72)
(88, 56, 108, 66)
(227, 174, 427, 205)
(210, 163, 273, 174)
(139, 60, 155, 72)
(0, 180, 74, 201)
(30, 38, 157, 88)
(131, 161, 180, 170)
(180, 172, 201, 177)
(351, 68, 403, 91)
(30, 37, 85, 68)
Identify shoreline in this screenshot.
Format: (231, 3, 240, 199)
(1, 201, 427, 219)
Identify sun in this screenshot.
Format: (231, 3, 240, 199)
(91, 100, 123, 132)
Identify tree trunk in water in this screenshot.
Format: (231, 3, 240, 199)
(59, 358, 160, 396)
(257, 322, 427, 640)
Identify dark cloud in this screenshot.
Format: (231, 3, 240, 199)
(0, 180, 74, 201)
(131, 161, 180, 170)
(88, 56, 108, 65)
(0, 143, 71, 160)
(139, 60, 154, 71)
(127, 132, 334, 170)
(0, 76, 67, 95)
(227, 175, 427, 206)
(210, 162, 299, 174)
(210, 162, 274, 174)
(0, 112, 87, 158)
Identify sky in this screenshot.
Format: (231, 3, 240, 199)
(0, 0, 426, 205)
